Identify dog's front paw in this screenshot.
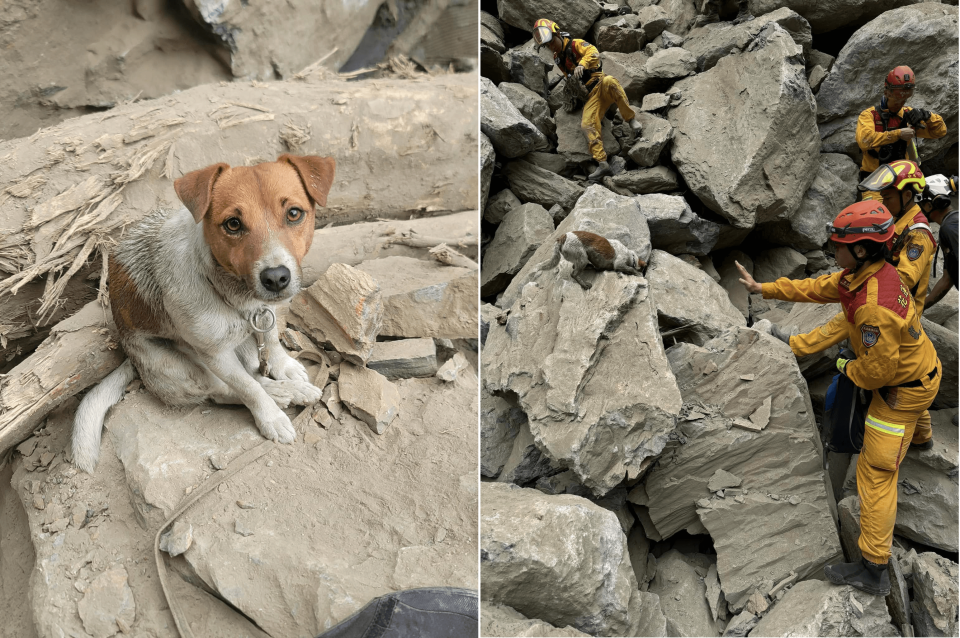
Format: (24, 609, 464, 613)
(255, 407, 296, 444)
(260, 377, 322, 407)
(269, 353, 310, 382)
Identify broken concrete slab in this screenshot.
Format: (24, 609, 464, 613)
(646, 250, 746, 344)
(611, 166, 680, 195)
(356, 256, 477, 340)
(911, 552, 959, 638)
(749, 579, 898, 637)
(504, 160, 586, 213)
(338, 362, 401, 434)
(649, 549, 718, 637)
(480, 601, 591, 637)
(481, 77, 548, 158)
(647, 327, 838, 551)
(481, 483, 643, 636)
(480, 390, 525, 478)
(669, 24, 819, 229)
(498, 184, 652, 309)
(481, 202, 555, 297)
(627, 113, 674, 167)
(289, 263, 383, 365)
(367, 338, 438, 379)
(484, 266, 681, 495)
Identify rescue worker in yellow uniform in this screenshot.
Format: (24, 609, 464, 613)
(771, 161, 939, 448)
(736, 201, 941, 596)
(533, 19, 641, 182)
(856, 66, 947, 201)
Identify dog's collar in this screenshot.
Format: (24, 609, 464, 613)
(248, 307, 276, 333)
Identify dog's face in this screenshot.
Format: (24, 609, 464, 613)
(174, 154, 335, 302)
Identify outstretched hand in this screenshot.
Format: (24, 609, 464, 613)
(735, 261, 762, 294)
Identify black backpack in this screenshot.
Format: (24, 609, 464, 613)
(822, 349, 866, 455)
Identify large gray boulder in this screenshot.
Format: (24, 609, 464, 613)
(499, 82, 556, 139)
(895, 418, 959, 553)
(646, 328, 840, 600)
(591, 15, 645, 54)
(503, 48, 549, 96)
(923, 318, 958, 409)
(482, 77, 548, 158)
(483, 264, 681, 495)
(646, 250, 746, 344)
(758, 153, 859, 251)
(481, 390, 526, 478)
(481, 11, 507, 54)
(504, 160, 586, 212)
(628, 113, 674, 167)
(645, 47, 697, 79)
(636, 193, 720, 255)
(481, 202, 555, 297)
(752, 247, 807, 283)
(912, 552, 960, 638)
(480, 483, 644, 636)
(648, 550, 718, 637)
(651, 0, 699, 37)
(496, 0, 601, 38)
(749, 580, 897, 637)
(482, 134, 496, 213)
(778, 302, 844, 378)
(669, 25, 819, 229)
(636, 5, 673, 41)
(499, 185, 653, 309)
(555, 108, 620, 164)
(682, 7, 811, 72)
(748, 0, 932, 34)
(497, 419, 559, 486)
(602, 51, 658, 101)
(817, 4, 958, 160)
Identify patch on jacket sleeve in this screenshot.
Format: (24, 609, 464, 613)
(861, 324, 880, 347)
(908, 325, 921, 340)
(907, 243, 924, 261)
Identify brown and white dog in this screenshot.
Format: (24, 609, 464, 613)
(533, 230, 646, 289)
(72, 154, 335, 473)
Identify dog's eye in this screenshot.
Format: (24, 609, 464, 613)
(287, 207, 304, 223)
(223, 217, 242, 234)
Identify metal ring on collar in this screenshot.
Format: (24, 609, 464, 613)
(249, 307, 276, 333)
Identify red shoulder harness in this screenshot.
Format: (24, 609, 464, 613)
(839, 263, 910, 323)
(871, 107, 903, 131)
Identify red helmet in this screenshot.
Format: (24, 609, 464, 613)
(826, 201, 896, 245)
(885, 66, 915, 91)
(858, 160, 926, 196)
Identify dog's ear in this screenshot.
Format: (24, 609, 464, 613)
(174, 163, 230, 223)
(279, 154, 336, 208)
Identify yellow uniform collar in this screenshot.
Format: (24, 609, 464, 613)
(842, 259, 885, 292)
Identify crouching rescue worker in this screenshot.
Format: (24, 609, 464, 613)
(772, 161, 939, 449)
(856, 66, 947, 201)
(533, 19, 641, 182)
(736, 201, 941, 596)
(917, 174, 959, 309)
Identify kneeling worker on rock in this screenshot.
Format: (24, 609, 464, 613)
(736, 201, 941, 597)
(533, 18, 641, 182)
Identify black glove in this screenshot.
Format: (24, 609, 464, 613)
(903, 108, 931, 127)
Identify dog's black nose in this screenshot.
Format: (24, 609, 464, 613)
(260, 266, 291, 292)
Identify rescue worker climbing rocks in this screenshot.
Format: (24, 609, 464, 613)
(533, 19, 641, 182)
(856, 66, 947, 200)
(736, 201, 942, 597)
(769, 161, 939, 449)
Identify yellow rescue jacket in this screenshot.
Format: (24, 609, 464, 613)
(554, 37, 602, 88)
(890, 203, 936, 317)
(856, 106, 948, 173)
(762, 260, 938, 391)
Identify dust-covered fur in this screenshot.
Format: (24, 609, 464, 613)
(72, 155, 335, 473)
(534, 231, 646, 289)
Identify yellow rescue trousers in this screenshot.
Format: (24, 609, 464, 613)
(581, 74, 635, 162)
(857, 362, 941, 564)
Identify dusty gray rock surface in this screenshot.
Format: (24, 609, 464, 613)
(497, 0, 601, 38)
(912, 552, 960, 637)
(480, 391, 526, 478)
(367, 338, 438, 379)
(649, 550, 718, 637)
(555, 109, 621, 164)
(628, 113, 675, 167)
(482, 77, 548, 159)
(480, 601, 591, 636)
(750, 579, 897, 636)
(682, 7, 812, 72)
(480, 483, 643, 636)
(636, 193, 719, 255)
(750, 0, 929, 33)
(504, 160, 586, 212)
(499, 82, 556, 139)
(669, 25, 819, 229)
(481, 202, 555, 296)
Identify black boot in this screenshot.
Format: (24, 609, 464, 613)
(912, 439, 934, 450)
(588, 160, 613, 182)
(824, 558, 891, 596)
